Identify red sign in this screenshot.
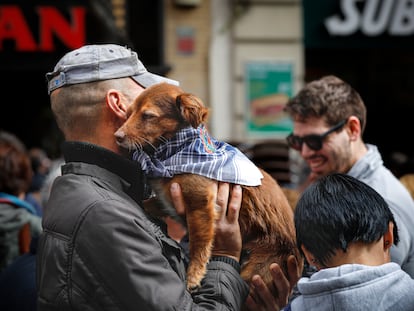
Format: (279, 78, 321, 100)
(0, 5, 86, 52)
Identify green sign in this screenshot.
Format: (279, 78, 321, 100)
(245, 61, 293, 137)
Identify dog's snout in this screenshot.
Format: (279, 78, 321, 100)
(114, 129, 126, 143)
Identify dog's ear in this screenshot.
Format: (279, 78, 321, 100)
(176, 93, 209, 128)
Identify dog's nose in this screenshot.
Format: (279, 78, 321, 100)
(114, 129, 125, 144)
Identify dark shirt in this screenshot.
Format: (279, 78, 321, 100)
(0, 236, 38, 311)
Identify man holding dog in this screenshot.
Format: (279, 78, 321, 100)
(284, 75, 414, 278)
(36, 44, 299, 310)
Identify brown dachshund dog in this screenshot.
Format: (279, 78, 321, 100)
(115, 83, 303, 297)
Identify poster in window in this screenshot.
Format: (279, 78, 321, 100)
(245, 61, 294, 137)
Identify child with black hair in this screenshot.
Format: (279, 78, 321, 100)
(285, 173, 414, 311)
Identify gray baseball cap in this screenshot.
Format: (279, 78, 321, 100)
(46, 44, 179, 94)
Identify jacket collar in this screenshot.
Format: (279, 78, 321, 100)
(61, 141, 150, 203)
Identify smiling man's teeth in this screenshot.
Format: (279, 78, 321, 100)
(308, 158, 324, 169)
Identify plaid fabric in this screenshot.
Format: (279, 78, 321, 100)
(133, 125, 263, 186)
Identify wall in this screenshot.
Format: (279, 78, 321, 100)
(164, 0, 211, 103)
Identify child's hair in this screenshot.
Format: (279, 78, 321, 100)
(295, 173, 399, 267)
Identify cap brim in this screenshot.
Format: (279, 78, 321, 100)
(131, 72, 179, 88)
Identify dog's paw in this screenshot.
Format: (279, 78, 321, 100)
(186, 275, 202, 292)
(186, 266, 207, 292)
(187, 283, 200, 293)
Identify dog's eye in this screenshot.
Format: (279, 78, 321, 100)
(142, 111, 158, 120)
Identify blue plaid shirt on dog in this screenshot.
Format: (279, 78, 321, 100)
(133, 125, 263, 186)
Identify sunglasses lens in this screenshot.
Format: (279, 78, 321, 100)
(287, 134, 302, 151)
(287, 120, 346, 151)
(304, 136, 323, 151)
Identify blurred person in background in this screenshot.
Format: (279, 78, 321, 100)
(0, 130, 42, 271)
(0, 155, 64, 311)
(0, 130, 42, 311)
(25, 147, 52, 216)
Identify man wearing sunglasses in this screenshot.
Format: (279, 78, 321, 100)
(284, 75, 414, 279)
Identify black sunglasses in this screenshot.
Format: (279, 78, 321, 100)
(286, 120, 347, 151)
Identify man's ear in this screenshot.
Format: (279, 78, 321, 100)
(106, 89, 128, 120)
(347, 115, 361, 141)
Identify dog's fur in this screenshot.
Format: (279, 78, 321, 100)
(115, 83, 303, 297)
(400, 174, 414, 200)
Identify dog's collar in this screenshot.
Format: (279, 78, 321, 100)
(133, 125, 263, 186)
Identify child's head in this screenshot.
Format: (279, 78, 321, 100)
(295, 173, 399, 267)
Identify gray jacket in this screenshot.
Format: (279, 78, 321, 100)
(36, 142, 249, 311)
(348, 144, 414, 277)
(289, 263, 414, 311)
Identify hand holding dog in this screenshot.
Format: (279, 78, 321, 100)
(211, 183, 242, 262)
(170, 182, 186, 216)
(245, 255, 301, 310)
(170, 182, 242, 262)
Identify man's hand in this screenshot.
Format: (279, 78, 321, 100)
(170, 182, 186, 216)
(211, 183, 243, 262)
(169, 182, 243, 262)
(245, 255, 301, 310)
